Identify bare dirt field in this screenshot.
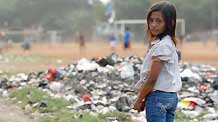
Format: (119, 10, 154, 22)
(0, 98, 37, 122)
(0, 41, 218, 73)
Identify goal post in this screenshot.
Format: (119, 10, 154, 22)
(113, 19, 185, 41)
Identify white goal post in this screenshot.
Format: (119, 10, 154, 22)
(114, 19, 185, 37)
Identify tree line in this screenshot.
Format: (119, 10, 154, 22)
(0, 0, 217, 35)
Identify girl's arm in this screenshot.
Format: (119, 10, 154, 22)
(134, 57, 164, 111)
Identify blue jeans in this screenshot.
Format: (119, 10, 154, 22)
(145, 90, 178, 122)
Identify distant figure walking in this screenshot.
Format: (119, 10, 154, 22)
(123, 27, 131, 56)
(21, 37, 31, 51)
(216, 38, 218, 50)
(109, 32, 117, 52)
(123, 27, 131, 49)
(77, 32, 86, 57)
(79, 33, 85, 49)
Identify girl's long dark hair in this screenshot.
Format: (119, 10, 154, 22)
(146, 1, 177, 46)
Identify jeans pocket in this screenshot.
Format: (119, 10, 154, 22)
(155, 97, 175, 115)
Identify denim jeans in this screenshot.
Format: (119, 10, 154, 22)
(145, 90, 178, 122)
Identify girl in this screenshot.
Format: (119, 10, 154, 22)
(133, 1, 182, 122)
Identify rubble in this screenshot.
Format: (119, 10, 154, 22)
(0, 54, 218, 121)
(179, 63, 218, 121)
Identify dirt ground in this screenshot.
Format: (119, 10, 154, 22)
(0, 98, 37, 122)
(0, 40, 218, 73)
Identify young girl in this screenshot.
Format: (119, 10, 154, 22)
(133, 1, 182, 122)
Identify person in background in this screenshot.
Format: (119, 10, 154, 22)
(77, 32, 86, 57)
(216, 36, 218, 50)
(78, 32, 85, 49)
(21, 39, 31, 51)
(109, 32, 117, 52)
(123, 27, 131, 56)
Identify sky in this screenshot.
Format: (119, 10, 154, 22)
(99, 0, 111, 5)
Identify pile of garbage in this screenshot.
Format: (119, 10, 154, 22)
(0, 53, 218, 121)
(178, 63, 218, 121)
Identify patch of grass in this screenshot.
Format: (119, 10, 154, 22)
(9, 87, 106, 122)
(10, 87, 47, 105)
(9, 87, 132, 122)
(40, 111, 132, 122)
(0, 72, 18, 77)
(40, 111, 105, 122)
(175, 111, 192, 122)
(10, 87, 70, 113)
(42, 97, 71, 113)
(99, 112, 132, 122)
(0, 54, 60, 63)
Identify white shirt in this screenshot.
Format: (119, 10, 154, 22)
(136, 35, 182, 92)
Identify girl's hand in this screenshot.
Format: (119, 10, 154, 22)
(133, 99, 145, 112)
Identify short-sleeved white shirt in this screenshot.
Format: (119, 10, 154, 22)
(136, 35, 182, 92)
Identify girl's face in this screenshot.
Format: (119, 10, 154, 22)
(148, 11, 165, 37)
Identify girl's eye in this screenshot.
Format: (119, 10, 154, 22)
(156, 19, 162, 23)
(149, 19, 153, 23)
(155, 18, 162, 23)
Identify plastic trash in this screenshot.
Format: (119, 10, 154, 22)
(120, 63, 134, 80)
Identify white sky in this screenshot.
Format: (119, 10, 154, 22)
(99, 0, 111, 5)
